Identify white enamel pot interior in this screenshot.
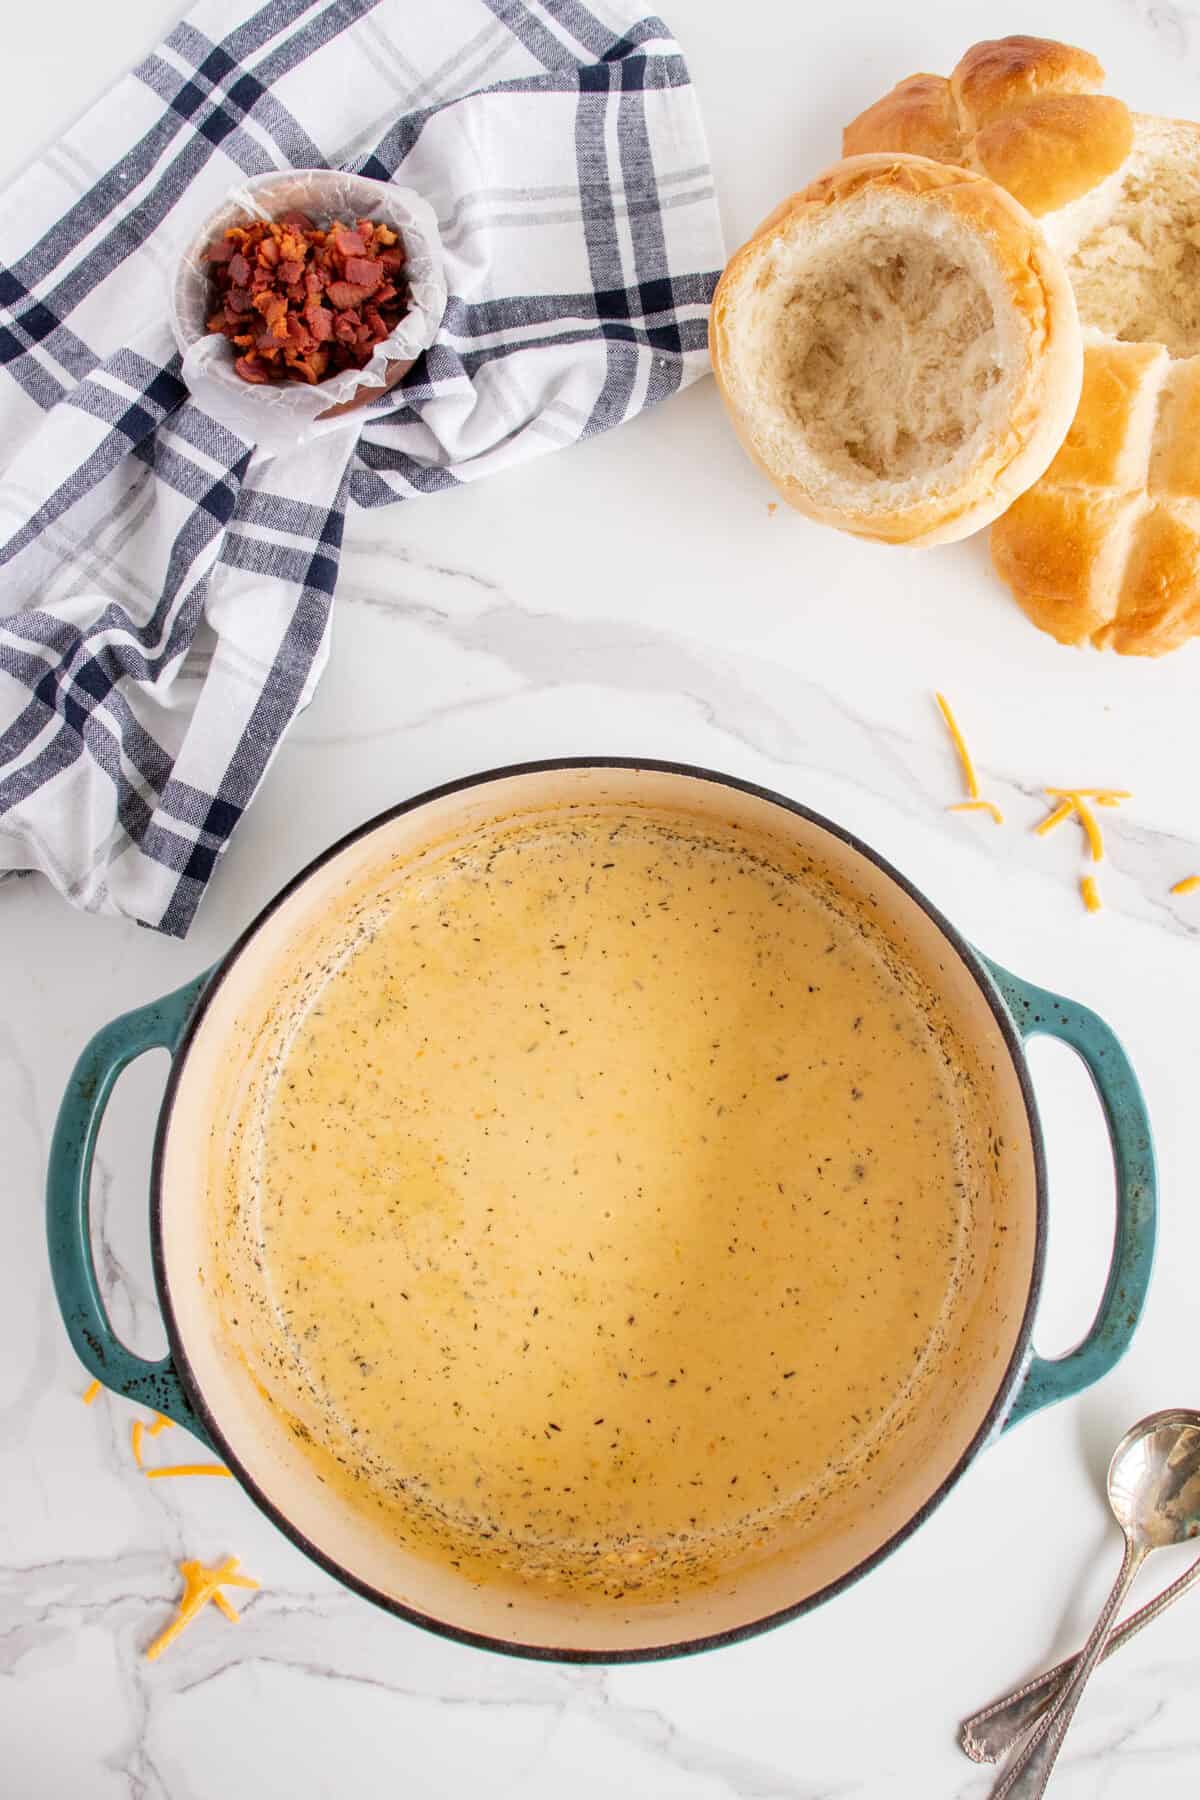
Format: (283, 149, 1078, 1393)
(153, 760, 1043, 1660)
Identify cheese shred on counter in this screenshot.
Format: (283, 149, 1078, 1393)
(948, 800, 1004, 824)
(144, 1557, 259, 1662)
(1034, 788, 1131, 906)
(935, 692, 1002, 824)
(130, 1412, 228, 1478)
(145, 1464, 233, 1480)
(131, 1413, 174, 1468)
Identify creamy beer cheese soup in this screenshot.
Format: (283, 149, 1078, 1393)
(244, 805, 981, 1599)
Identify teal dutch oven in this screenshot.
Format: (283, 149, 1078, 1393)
(47, 761, 1156, 1661)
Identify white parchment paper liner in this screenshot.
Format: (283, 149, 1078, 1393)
(169, 169, 447, 455)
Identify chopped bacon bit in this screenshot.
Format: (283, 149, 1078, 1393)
(285, 312, 313, 348)
(343, 256, 382, 292)
(324, 279, 372, 310)
(330, 223, 367, 259)
(292, 352, 330, 384)
(205, 211, 410, 384)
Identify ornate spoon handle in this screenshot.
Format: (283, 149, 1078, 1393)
(986, 1538, 1147, 1800)
(960, 1548, 1200, 1764)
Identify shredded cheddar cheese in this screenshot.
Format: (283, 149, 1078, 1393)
(1034, 788, 1130, 896)
(1034, 800, 1074, 837)
(145, 1465, 233, 1480)
(131, 1412, 227, 1478)
(936, 692, 1003, 824)
(81, 1380, 101, 1406)
(948, 800, 1005, 825)
(132, 1413, 175, 1469)
(1073, 798, 1104, 864)
(1045, 788, 1132, 802)
(144, 1557, 258, 1662)
(935, 692, 980, 800)
(1171, 875, 1200, 896)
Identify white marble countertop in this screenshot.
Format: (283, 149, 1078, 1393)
(4, 2, 1200, 1795)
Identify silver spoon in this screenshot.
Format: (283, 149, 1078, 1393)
(961, 1546, 1200, 1763)
(983, 1408, 1200, 1800)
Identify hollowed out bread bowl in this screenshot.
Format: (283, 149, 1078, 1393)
(845, 37, 1200, 653)
(709, 154, 1083, 547)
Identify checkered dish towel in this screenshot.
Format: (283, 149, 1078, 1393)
(0, 0, 723, 937)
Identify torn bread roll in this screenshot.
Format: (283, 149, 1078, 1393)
(709, 154, 1082, 546)
(846, 39, 1200, 654)
(843, 35, 1133, 219)
(993, 118, 1200, 655)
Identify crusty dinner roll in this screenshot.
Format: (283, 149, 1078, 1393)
(709, 154, 1082, 546)
(844, 36, 1133, 219)
(846, 40, 1200, 654)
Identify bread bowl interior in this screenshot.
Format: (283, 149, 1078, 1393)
(756, 207, 1006, 486)
(711, 160, 1080, 546)
(1049, 118, 1200, 358)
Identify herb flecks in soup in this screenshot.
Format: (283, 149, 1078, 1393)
(254, 809, 976, 1597)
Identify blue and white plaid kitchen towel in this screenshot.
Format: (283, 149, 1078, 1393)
(0, 0, 723, 936)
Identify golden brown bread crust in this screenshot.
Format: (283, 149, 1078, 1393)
(794, 148, 1007, 213)
(842, 37, 1130, 216)
(842, 74, 965, 164)
(709, 154, 1082, 547)
(844, 42, 1200, 654)
(950, 36, 1106, 131)
(990, 340, 1200, 655)
(973, 95, 1132, 217)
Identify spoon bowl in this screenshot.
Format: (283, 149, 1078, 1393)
(1108, 1408, 1200, 1550)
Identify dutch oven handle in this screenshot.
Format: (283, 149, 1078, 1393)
(47, 972, 214, 1442)
(983, 959, 1157, 1433)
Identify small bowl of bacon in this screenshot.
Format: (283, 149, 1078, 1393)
(170, 169, 447, 453)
